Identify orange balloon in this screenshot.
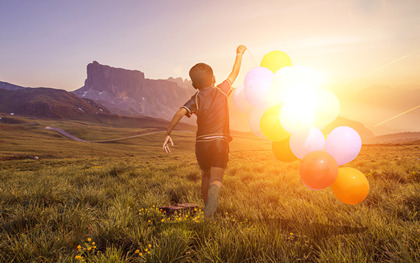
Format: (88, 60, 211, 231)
(299, 151, 338, 190)
(260, 105, 289, 141)
(272, 138, 297, 162)
(332, 167, 369, 205)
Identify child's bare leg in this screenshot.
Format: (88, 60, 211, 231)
(209, 167, 224, 187)
(201, 170, 210, 204)
(204, 167, 224, 218)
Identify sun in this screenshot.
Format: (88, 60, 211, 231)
(267, 65, 337, 133)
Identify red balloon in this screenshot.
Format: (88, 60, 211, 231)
(299, 151, 338, 190)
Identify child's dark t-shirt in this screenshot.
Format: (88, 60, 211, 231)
(182, 80, 233, 142)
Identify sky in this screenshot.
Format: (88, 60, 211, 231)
(1, 0, 419, 133)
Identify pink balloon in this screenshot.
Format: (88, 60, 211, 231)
(244, 67, 274, 107)
(289, 127, 325, 159)
(233, 85, 253, 113)
(325, 126, 362, 165)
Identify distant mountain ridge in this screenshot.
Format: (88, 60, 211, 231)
(364, 132, 420, 144)
(0, 81, 26, 91)
(73, 61, 195, 123)
(0, 84, 110, 119)
(338, 85, 420, 134)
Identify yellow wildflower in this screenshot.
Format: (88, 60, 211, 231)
(92, 242, 95, 245)
(145, 248, 148, 252)
(77, 245, 81, 250)
(87, 238, 91, 242)
(148, 244, 152, 248)
(75, 255, 82, 259)
(88, 247, 92, 251)
(290, 232, 294, 236)
(139, 252, 143, 256)
(135, 249, 140, 254)
(161, 219, 165, 222)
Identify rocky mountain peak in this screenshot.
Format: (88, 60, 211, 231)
(84, 61, 145, 94)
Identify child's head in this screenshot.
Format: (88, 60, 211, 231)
(189, 63, 215, 89)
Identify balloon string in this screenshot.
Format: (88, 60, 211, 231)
(246, 48, 259, 67)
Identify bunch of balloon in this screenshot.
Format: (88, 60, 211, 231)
(232, 49, 369, 205)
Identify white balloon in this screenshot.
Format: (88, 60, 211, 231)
(244, 67, 274, 107)
(289, 127, 325, 159)
(233, 85, 253, 113)
(268, 65, 323, 105)
(248, 106, 269, 138)
(314, 89, 340, 129)
(267, 66, 294, 105)
(279, 102, 315, 134)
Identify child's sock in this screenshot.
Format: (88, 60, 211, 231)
(204, 184, 220, 218)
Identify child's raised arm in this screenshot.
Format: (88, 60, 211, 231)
(227, 45, 247, 85)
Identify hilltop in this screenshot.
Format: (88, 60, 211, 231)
(0, 85, 109, 120)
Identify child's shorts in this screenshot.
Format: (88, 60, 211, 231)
(195, 139, 229, 171)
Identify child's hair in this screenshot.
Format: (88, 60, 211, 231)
(189, 63, 214, 89)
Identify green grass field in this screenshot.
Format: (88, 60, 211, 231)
(0, 115, 419, 262)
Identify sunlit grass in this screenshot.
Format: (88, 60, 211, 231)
(0, 116, 419, 262)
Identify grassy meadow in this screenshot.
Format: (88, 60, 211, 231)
(0, 115, 419, 262)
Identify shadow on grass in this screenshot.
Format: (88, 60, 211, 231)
(248, 218, 368, 239)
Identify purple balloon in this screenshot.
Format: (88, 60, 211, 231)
(244, 67, 273, 107)
(325, 126, 362, 165)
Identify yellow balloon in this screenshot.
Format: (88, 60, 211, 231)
(260, 105, 289, 141)
(260, 51, 292, 73)
(331, 167, 369, 205)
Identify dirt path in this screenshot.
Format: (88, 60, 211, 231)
(44, 126, 193, 143)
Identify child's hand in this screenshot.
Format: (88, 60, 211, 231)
(237, 45, 247, 55)
(163, 135, 174, 153)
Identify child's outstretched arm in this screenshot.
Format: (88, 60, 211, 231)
(163, 108, 188, 153)
(227, 45, 247, 85)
